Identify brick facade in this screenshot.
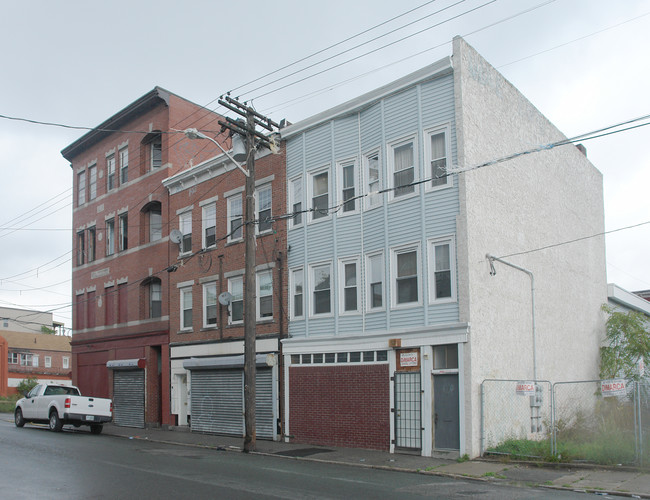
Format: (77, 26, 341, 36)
(289, 364, 390, 451)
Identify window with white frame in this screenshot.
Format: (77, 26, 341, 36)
(149, 279, 162, 318)
(77, 170, 86, 206)
(106, 218, 115, 256)
(107, 154, 116, 191)
(388, 137, 416, 198)
(118, 213, 128, 251)
(151, 137, 162, 169)
(77, 231, 85, 266)
(227, 195, 243, 242)
(311, 263, 332, 315)
(257, 271, 273, 320)
(338, 159, 357, 214)
(45, 356, 52, 368)
(32, 355, 39, 367)
(257, 185, 272, 233)
(291, 268, 304, 318)
(20, 353, 33, 366)
(366, 252, 384, 310)
(425, 126, 450, 189)
(87, 226, 96, 262)
(119, 147, 129, 184)
(289, 177, 303, 227)
(392, 244, 419, 306)
(363, 150, 381, 209)
(203, 282, 217, 327)
(63, 356, 70, 369)
(202, 202, 216, 248)
(310, 169, 329, 221)
(179, 211, 192, 253)
(428, 237, 455, 301)
(339, 257, 360, 313)
(149, 206, 162, 242)
(8, 352, 18, 364)
(229, 277, 243, 324)
(180, 287, 193, 330)
(88, 165, 97, 200)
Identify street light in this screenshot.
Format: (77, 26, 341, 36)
(181, 128, 249, 177)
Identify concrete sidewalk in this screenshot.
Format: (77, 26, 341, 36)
(99, 423, 650, 498)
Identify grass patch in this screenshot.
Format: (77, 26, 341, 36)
(0, 395, 19, 413)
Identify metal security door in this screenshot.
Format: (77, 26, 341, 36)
(190, 370, 244, 435)
(255, 368, 274, 439)
(433, 374, 460, 449)
(113, 370, 145, 428)
(394, 372, 422, 449)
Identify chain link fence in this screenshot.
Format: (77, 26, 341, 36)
(482, 378, 650, 465)
(481, 379, 553, 459)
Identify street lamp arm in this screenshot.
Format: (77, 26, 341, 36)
(180, 128, 250, 177)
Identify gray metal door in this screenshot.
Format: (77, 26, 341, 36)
(255, 368, 274, 439)
(394, 372, 422, 449)
(191, 370, 243, 435)
(434, 374, 460, 449)
(113, 370, 145, 428)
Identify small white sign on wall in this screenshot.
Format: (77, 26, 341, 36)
(516, 381, 536, 396)
(399, 351, 418, 367)
(601, 379, 626, 397)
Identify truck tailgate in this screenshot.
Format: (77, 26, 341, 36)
(67, 396, 112, 418)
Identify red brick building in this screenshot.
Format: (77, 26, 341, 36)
(62, 88, 226, 428)
(163, 144, 288, 437)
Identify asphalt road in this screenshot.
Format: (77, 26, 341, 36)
(0, 419, 599, 499)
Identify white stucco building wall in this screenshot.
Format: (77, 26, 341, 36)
(453, 37, 607, 456)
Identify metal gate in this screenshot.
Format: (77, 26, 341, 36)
(190, 368, 275, 439)
(113, 370, 145, 428)
(394, 372, 422, 449)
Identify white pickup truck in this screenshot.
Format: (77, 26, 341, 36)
(14, 383, 112, 434)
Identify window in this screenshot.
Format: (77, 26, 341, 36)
(105, 218, 115, 256)
(257, 185, 272, 233)
(363, 150, 381, 209)
(8, 352, 18, 364)
(338, 160, 357, 213)
(229, 277, 243, 324)
(180, 287, 192, 330)
(2, 318, 8, 328)
(151, 138, 162, 168)
(434, 344, 458, 370)
(339, 258, 359, 313)
(179, 211, 192, 253)
(311, 263, 332, 315)
(425, 127, 450, 189)
(227, 195, 243, 241)
(77, 171, 86, 206)
(257, 271, 273, 320)
(428, 237, 455, 302)
(289, 177, 303, 227)
(119, 147, 129, 184)
(87, 226, 96, 262)
(366, 252, 384, 310)
(45, 356, 52, 368)
(203, 282, 217, 327)
(389, 137, 416, 198)
(62, 357, 70, 369)
(77, 231, 85, 266)
(88, 165, 97, 200)
(20, 353, 33, 366)
(107, 154, 116, 191)
(149, 279, 162, 318)
(32, 355, 39, 368)
(145, 202, 162, 242)
(118, 213, 128, 251)
(310, 169, 329, 221)
(392, 245, 419, 306)
(202, 202, 216, 248)
(291, 268, 304, 318)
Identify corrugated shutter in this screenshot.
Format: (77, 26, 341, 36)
(191, 370, 244, 435)
(256, 368, 274, 439)
(113, 370, 145, 428)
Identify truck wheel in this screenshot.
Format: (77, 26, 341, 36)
(14, 408, 25, 428)
(90, 424, 103, 435)
(49, 411, 63, 432)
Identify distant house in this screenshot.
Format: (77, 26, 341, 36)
(634, 290, 650, 303)
(609, 284, 650, 316)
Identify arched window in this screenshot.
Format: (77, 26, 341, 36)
(141, 277, 162, 319)
(141, 201, 162, 244)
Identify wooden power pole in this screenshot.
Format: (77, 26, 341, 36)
(217, 97, 279, 453)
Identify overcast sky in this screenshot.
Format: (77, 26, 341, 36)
(1, 0, 648, 330)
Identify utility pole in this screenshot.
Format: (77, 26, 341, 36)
(217, 96, 279, 452)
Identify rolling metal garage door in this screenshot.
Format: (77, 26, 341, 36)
(191, 370, 243, 435)
(189, 368, 275, 439)
(113, 370, 145, 428)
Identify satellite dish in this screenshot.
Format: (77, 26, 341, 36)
(170, 229, 183, 244)
(218, 291, 232, 306)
